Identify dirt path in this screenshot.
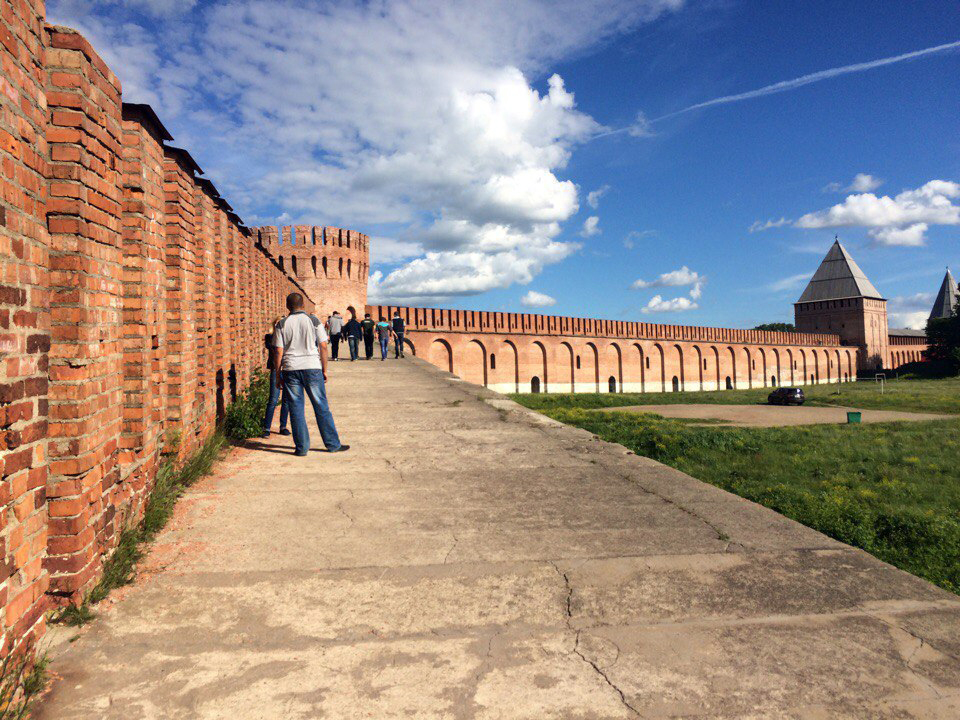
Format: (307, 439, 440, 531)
(37, 359, 960, 718)
(599, 403, 953, 427)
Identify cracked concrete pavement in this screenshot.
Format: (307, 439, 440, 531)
(38, 358, 960, 718)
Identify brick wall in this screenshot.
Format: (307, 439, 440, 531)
(0, 0, 50, 654)
(0, 7, 311, 649)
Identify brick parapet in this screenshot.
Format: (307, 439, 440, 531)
(367, 305, 844, 348)
(0, 0, 51, 654)
(1, 8, 311, 644)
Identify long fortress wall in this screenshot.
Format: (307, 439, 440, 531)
(367, 305, 860, 394)
(0, 4, 305, 653)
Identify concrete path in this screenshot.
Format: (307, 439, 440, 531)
(39, 359, 960, 718)
(598, 403, 953, 427)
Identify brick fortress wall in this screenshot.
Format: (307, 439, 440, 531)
(253, 225, 369, 319)
(0, 6, 309, 653)
(368, 305, 861, 394)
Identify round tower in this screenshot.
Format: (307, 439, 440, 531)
(254, 225, 369, 319)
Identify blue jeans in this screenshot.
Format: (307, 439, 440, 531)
(379, 336, 389, 359)
(281, 369, 342, 454)
(347, 336, 359, 360)
(263, 369, 288, 432)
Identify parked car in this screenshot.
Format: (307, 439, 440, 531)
(768, 387, 805, 406)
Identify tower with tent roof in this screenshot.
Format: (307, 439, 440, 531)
(928, 268, 958, 321)
(794, 238, 889, 373)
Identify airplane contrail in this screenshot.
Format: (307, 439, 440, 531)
(598, 38, 960, 136)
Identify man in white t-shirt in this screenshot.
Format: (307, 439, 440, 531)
(272, 293, 349, 456)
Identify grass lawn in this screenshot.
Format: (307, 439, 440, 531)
(512, 390, 960, 594)
(510, 376, 960, 415)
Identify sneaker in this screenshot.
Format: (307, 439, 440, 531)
(261, 431, 271, 438)
(330, 445, 351, 453)
(294, 451, 309, 457)
(279, 428, 291, 436)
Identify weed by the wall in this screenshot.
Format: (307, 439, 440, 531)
(224, 371, 271, 442)
(0, 644, 49, 720)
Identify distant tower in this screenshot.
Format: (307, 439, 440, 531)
(928, 268, 959, 321)
(252, 225, 369, 319)
(794, 239, 888, 372)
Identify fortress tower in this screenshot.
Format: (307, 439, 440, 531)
(253, 225, 369, 318)
(794, 239, 888, 372)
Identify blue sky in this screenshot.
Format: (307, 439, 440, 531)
(49, 0, 960, 329)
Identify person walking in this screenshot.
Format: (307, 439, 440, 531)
(361, 312, 376, 360)
(392, 310, 406, 358)
(272, 292, 349, 456)
(327, 310, 344, 361)
(262, 316, 290, 438)
(375, 317, 394, 361)
(344, 312, 362, 361)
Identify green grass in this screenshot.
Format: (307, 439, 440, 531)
(523, 402, 960, 594)
(53, 372, 269, 628)
(54, 431, 227, 628)
(0, 644, 49, 720)
(511, 376, 960, 415)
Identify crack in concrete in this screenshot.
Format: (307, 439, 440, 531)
(443, 531, 459, 564)
(572, 630, 643, 718)
(525, 420, 734, 546)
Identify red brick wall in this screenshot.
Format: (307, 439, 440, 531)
(0, 8, 312, 648)
(368, 305, 861, 394)
(0, 0, 50, 654)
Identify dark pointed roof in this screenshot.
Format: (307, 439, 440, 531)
(796, 239, 883, 303)
(928, 269, 958, 320)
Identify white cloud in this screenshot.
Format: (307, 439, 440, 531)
(586, 184, 610, 209)
(642, 295, 698, 313)
(633, 266, 703, 311)
(369, 236, 424, 264)
(888, 292, 935, 329)
(823, 173, 883, 194)
(49, 0, 687, 303)
(623, 229, 655, 249)
(768, 272, 812, 293)
(869, 223, 928, 247)
(631, 266, 701, 289)
(797, 180, 960, 230)
(749, 217, 791, 232)
(520, 290, 556, 307)
(580, 215, 601, 237)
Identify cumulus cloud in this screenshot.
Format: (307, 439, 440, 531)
(580, 215, 601, 237)
(888, 292, 935, 329)
(586, 184, 610, 209)
(369, 237, 424, 265)
(49, 0, 687, 303)
(633, 266, 703, 312)
(520, 290, 557, 307)
(749, 217, 791, 232)
(796, 181, 960, 243)
(869, 223, 928, 247)
(642, 295, 697, 313)
(824, 173, 883, 194)
(631, 266, 701, 290)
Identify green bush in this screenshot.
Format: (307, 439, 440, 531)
(224, 370, 271, 442)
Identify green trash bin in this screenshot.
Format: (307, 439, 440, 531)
(847, 411, 862, 424)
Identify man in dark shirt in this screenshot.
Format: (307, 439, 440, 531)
(360, 313, 376, 360)
(343, 313, 362, 361)
(392, 310, 406, 359)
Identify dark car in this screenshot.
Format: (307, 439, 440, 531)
(768, 387, 805, 405)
